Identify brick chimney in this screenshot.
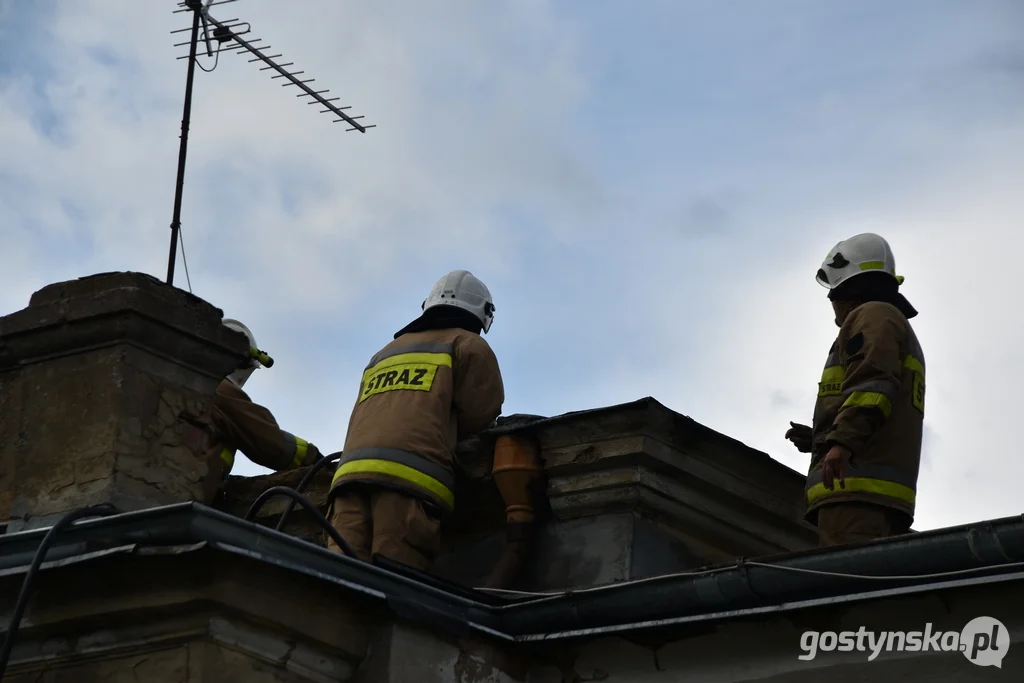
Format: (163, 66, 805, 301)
(0, 272, 247, 533)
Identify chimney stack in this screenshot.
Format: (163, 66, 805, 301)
(0, 272, 246, 533)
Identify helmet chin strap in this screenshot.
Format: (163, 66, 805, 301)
(228, 365, 257, 388)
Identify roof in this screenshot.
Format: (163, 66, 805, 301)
(482, 396, 803, 482)
(2, 503, 1022, 643)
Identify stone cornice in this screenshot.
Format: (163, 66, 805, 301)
(0, 271, 246, 378)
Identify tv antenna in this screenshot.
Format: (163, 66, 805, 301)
(165, 0, 375, 287)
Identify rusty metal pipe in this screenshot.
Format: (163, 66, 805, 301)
(483, 435, 543, 588)
(491, 435, 543, 524)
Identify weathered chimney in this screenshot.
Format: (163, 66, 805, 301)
(0, 271, 247, 533)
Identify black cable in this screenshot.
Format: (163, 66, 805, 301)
(0, 504, 119, 681)
(195, 49, 220, 73)
(274, 451, 342, 531)
(245, 486, 355, 558)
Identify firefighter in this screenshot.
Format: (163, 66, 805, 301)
(202, 318, 323, 505)
(785, 233, 925, 547)
(326, 270, 505, 570)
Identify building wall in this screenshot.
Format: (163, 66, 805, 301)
(0, 548, 371, 683)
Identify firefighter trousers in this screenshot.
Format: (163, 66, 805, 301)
(816, 501, 911, 547)
(327, 486, 442, 571)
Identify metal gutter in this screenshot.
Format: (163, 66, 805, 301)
(494, 514, 1024, 636)
(2, 504, 1023, 643)
(0, 502, 511, 638)
(513, 569, 1024, 641)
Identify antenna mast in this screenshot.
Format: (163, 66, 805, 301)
(166, 0, 375, 286)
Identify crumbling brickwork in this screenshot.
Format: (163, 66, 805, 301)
(0, 272, 247, 532)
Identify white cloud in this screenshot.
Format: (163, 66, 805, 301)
(2, 0, 1022, 534)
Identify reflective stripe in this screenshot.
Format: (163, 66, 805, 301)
(904, 354, 924, 374)
(806, 463, 916, 506)
(841, 391, 892, 418)
(840, 378, 899, 418)
(858, 260, 886, 272)
(365, 352, 452, 373)
(281, 431, 309, 470)
(903, 350, 925, 413)
(332, 446, 456, 510)
(366, 342, 455, 369)
(220, 447, 235, 472)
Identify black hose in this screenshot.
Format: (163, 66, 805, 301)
(0, 504, 120, 681)
(245, 486, 355, 558)
(274, 451, 342, 531)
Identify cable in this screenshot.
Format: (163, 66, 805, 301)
(0, 504, 119, 680)
(177, 220, 193, 293)
(473, 559, 1024, 599)
(195, 49, 220, 73)
(274, 452, 342, 531)
(245, 486, 355, 557)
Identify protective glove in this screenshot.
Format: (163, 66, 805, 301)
(784, 421, 813, 453)
(304, 442, 324, 467)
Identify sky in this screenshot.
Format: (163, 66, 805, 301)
(1, 0, 1022, 532)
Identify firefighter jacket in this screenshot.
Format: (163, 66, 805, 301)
(806, 301, 925, 524)
(204, 379, 319, 501)
(330, 328, 505, 516)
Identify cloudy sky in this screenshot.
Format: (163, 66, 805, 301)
(2, 0, 1021, 532)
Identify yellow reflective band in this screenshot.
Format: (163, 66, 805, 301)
(807, 477, 916, 506)
(220, 447, 235, 469)
(370, 351, 452, 372)
(818, 365, 845, 397)
(911, 373, 925, 413)
(903, 354, 924, 374)
(841, 391, 892, 418)
(904, 354, 925, 413)
(858, 261, 885, 271)
(291, 436, 309, 470)
(359, 352, 452, 404)
(333, 458, 455, 510)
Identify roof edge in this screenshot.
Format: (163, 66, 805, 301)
(1, 505, 1022, 644)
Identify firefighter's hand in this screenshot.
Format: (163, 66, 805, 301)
(784, 421, 813, 453)
(822, 444, 854, 491)
(306, 443, 323, 466)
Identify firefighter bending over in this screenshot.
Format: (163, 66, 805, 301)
(203, 319, 323, 505)
(327, 270, 505, 571)
(785, 234, 925, 547)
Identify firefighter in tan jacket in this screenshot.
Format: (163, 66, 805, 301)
(785, 234, 925, 547)
(327, 271, 505, 570)
(203, 319, 322, 505)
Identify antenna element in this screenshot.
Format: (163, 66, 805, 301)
(166, 0, 375, 286)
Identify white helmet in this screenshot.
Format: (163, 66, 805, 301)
(422, 270, 495, 333)
(223, 318, 262, 388)
(815, 233, 905, 291)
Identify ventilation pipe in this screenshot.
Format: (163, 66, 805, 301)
(482, 434, 544, 588)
